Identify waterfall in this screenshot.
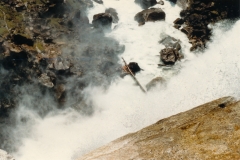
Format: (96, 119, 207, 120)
(7, 0, 240, 160)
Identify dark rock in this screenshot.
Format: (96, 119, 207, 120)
(158, 0, 164, 5)
(15, 3, 26, 12)
(146, 77, 166, 91)
(48, 57, 71, 71)
(135, 0, 157, 9)
(93, 0, 103, 4)
(173, 18, 184, 25)
(159, 35, 181, 51)
(54, 84, 66, 103)
(174, 0, 240, 51)
(160, 48, 183, 65)
(168, 0, 177, 3)
(105, 8, 119, 23)
(167, 0, 188, 9)
(128, 62, 142, 74)
(134, 8, 165, 25)
(173, 24, 181, 29)
(38, 73, 54, 88)
(12, 35, 34, 46)
(92, 13, 113, 29)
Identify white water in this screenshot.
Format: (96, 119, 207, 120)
(13, 0, 240, 160)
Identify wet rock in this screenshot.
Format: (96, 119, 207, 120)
(160, 48, 183, 65)
(93, 0, 103, 4)
(122, 62, 142, 75)
(55, 84, 66, 104)
(105, 8, 119, 23)
(134, 0, 157, 9)
(0, 0, 123, 121)
(167, 0, 188, 9)
(134, 8, 165, 25)
(38, 73, 54, 88)
(159, 35, 181, 51)
(15, 3, 26, 12)
(128, 62, 142, 74)
(48, 57, 70, 71)
(173, 18, 184, 25)
(146, 77, 166, 91)
(0, 149, 15, 160)
(158, 0, 164, 5)
(173, 0, 240, 51)
(92, 13, 113, 29)
(12, 35, 34, 46)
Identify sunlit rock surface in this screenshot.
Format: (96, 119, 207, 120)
(78, 97, 240, 160)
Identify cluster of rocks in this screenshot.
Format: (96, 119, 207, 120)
(159, 35, 183, 65)
(134, 8, 166, 26)
(172, 0, 240, 51)
(0, 0, 125, 116)
(92, 8, 119, 30)
(0, 0, 126, 152)
(0, 0, 91, 111)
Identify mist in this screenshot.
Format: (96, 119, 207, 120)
(0, 0, 240, 160)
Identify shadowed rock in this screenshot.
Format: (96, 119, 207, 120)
(93, 0, 103, 4)
(146, 77, 166, 91)
(135, 0, 157, 9)
(134, 8, 165, 25)
(92, 13, 113, 29)
(105, 8, 119, 23)
(173, 0, 240, 51)
(159, 35, 181, 51)
(160, 48, 183, 65)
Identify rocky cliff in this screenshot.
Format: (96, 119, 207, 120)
(78, 97, 240, 160)
(171, 0, 240, 51)
(0, 0, 124, 151)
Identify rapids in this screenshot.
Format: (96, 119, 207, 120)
(7, 0, 240, 160)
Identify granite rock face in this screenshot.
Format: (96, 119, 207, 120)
(78, 97, 240, 160)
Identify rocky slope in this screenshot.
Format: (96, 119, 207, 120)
(0, 0, 124, 113)
(0, 0, 124, 151)
(171, 0, 240, 51)
(78, 97, 240, 160)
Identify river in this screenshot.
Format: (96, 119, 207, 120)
(9, 0, 240, 159)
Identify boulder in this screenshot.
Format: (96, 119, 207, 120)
(38, 73, 54, 88)
(173, 18, 184, 25)
(12, 34, 34, 46)
(134, 0, 157, 9)
(134, 8, 165, 25)
(159, 35, 181, 51)
(160, 48, 183, 65)
(78, 97, 240, 160)
(128, 62, 142, 74)
(122, 62, 142, 75)
(167, 0, 188, 9)
(105, 8, 119, 23)
(92, 13, 113, 29)
(146, 77, 166, 91)
(93, 0, 103, 4)
(173, 0, 240, 51)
